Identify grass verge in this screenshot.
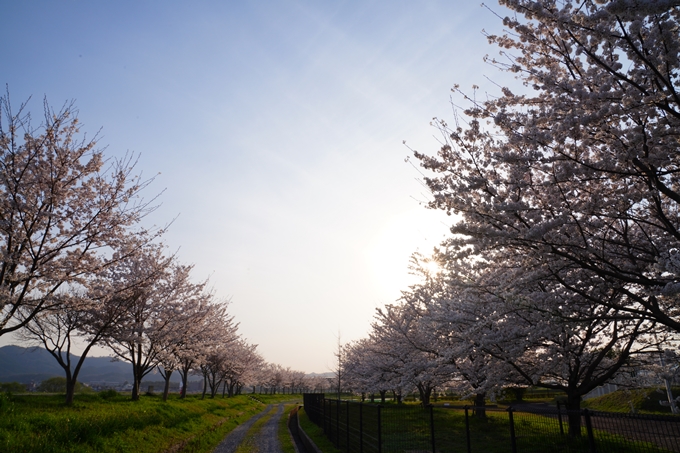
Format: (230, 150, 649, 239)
(298, 407, 342, 453)
(278, 404, 297, 453)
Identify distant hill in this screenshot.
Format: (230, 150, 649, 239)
(0, 345, 132, 384)
(0, 345, 195, 385)
(306, 372, 334, 378)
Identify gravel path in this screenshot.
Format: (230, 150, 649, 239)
(252, 404, 285, 452)
(212, 403, 287, 453)
(212, 404, 275, 453)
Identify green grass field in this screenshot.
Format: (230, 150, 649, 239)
(298, 401, 674, 453)
(0, 392, 296, 453)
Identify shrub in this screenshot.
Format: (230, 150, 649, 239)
(0, 382, 26, 393)
(99, 389, 119, 400)
(36, 377, 92, 394)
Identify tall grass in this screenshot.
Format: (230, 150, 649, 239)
(0, 392, 285, 453)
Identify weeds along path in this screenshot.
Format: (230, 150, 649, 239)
(212, 404, 276, 453)
(250, 404, 285, 452)
(212, 403, 286, 453)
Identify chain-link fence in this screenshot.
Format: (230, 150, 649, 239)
(302, 394, 680, 452)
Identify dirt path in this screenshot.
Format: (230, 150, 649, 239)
(212, 403, 287, 453)
(252, 404, 285, 452)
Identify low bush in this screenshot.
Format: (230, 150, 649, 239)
(36, 377, 93, 394)
(0, 381, 26, 393)
(99, 389, 119, 400)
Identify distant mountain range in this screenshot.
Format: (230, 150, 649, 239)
(0, 345, 337, 386)
(0, 345, 172, 385)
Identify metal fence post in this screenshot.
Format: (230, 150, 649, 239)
(584, 409, 597, 453)
(346, 400, 350, 452)
(429, 404, 436, 453)
(327, 399, 331, 437)
(557, 400, 564, 436)
(336, 398, 340, 447)
(359, 402, 364, 453)
(508, 407, 517, 453)
(465, 405, 471, 453)
(378, 405, 382, 453)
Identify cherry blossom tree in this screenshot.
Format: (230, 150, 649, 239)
(200, 350, 226, 399)
(446, 259, 663, 435)
(405, 3, 680, 429)
(0, 93, 157, 338)
(287, 370, 307, 394)
(153, 276, 219, 401)
(343, 337, 400, 403)
(413, 0, 680, 333)
(174, 299, 235, 398)
(18, 238, 158, 405)
(372, 301, 457, 406)
(19, 291, 101, 405)
(219, 340, 264, 397)
(192, 306, 241, 399)
(103, 244, 192, 401)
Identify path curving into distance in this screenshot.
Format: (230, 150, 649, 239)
(212, 403, 287, 453)
(252, 404, 285, 452)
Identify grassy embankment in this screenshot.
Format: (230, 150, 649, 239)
(583, 387, 680, 414)
(0, 391, 296, 453)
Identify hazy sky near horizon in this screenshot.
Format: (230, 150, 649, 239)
(0, 1, 516, 372)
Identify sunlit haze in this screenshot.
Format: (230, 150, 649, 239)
(0, 1, 516, 372)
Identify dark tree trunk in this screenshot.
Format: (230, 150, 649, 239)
(162, 369, 173, 401)
(47, 340, 96, 406)
(201, 373, 208, 399)
(380, 390, 386, 404)
(131, 363, 142, 401)
(128, 343, 155, 401)
(566, 392, 583, 437)
(65, 372, 77, 406)
(474, 392, 486, 419)
(178, 358, 194, 399)
(417, 384, 432, 406)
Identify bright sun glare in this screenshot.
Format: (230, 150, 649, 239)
(366, 208, 449, 300)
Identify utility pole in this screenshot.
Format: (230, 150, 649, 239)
(334, 331, 343, 399)
(658, 349, 679, 414)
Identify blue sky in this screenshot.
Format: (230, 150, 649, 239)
(1, 0, 515, 372)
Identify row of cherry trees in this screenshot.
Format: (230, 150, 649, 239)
(0, 92, 309, 405)
(343, 0, 680, 437)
